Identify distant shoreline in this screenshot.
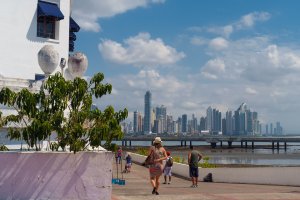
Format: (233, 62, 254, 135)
(122, 145, 300, 167)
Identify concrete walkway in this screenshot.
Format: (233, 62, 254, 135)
(112, 163, 300, 200)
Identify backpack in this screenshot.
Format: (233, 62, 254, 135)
(166, 157, 173, 167)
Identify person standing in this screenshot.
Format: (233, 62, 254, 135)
(188, 145, 202, 188)
(116, 146, 122, 164)
(125, 153, 132, 173)
(163, 151, 173, 184)
(148, 137, 167, 195)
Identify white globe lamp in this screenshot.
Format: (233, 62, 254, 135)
(38, 45, 59, 76)
(67, 52, 88, 78)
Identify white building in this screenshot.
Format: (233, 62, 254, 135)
(0, 0, 81, 80)
(0, 0, 84, 144)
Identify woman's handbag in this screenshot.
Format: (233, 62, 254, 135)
(143, 150, 155, 166)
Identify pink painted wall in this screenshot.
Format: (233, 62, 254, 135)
(0, 151, 113, 200)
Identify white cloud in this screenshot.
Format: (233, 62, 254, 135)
(245, 87, 258, 95)
(207, 25, 233, 38)
(190, 37, 207, 46)
(237, 12, 271, 29)
(99, 32, 185, 67)
(209, 37, 229, 50)
(138, 70, 160, 78)
(201, 58, 225, 79)
(72, 0, 165, 32)
(189, 11, 271, 39)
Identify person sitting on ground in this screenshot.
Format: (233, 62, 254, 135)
(163, 151, 173, 184)
(188, 145, 202, 188)
(124, 153, 132, 173)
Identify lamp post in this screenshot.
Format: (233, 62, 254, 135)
(60, 58, 66, 77)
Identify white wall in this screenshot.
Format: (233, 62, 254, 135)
(0, 151, 113, 200)
(0, 0, 70, 79)
(130, 152, 300, 186)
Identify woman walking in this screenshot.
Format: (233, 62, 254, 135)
(148, 137, 167, 195)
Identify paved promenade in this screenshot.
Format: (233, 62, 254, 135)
(112, 163, 300, 200)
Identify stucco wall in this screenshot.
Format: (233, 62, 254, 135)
(130, 152, 300, 186)
(0, 151, 113, 200)
(0, 0, 70, 79)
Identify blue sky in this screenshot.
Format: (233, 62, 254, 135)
(72, 0, 300, 133)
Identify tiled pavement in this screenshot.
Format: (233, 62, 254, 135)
(112, 163, 300, 200)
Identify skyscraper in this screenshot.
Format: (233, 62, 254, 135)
(206, 106, 213, 131)
(182, 114, 187, 133)
(133, 111, 138, 133)
(156, 105, 167, 132)
(225, 111, 233, 135)
(144, 91, 152, 134)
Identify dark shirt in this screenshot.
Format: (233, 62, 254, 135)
(126, 155, 132, 164)
(189, 150, 200, 168)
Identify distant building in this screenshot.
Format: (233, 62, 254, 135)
(199, 117, 206, 131)
(144, 91, 152, 134)
(234, 103, 260, 135)
(181, 114, 187, 133)
(133, 111, 138, 133)
(270, 123, 273, 135)
(225, 111, 233, 135)
(206, 106, 221, 134)
(156, 105, 167, 133)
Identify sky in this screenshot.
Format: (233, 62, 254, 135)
(72, 0, 300, 134)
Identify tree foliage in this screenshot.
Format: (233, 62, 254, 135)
(0, 72, 128, 153)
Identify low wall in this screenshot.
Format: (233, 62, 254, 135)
(0, 151, 113, 200)
(130, 152, 300, 186)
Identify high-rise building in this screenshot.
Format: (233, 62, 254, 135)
(206, 107, 221, 134)
(225, 111, 233, 135)
(191, 114, 198, 134)
(138, 113, 143, 132)
(206, 106, 213, 131)
(156, 105, 167, 133)
(167, 115, 173, 133)
(222, 118, 226, 135)
(199, 117, 206, 132)
(144, 91, 152, 134)
(133, 111, 138, 133)
(234, 103, 260, 135)
(182, 114, 187, 133)
(177, 117, 182, 133)
(270, 123, 273, 135)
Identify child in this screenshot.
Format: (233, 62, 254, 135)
(163, 151, 173, 184)
(124, 153, 132, 173)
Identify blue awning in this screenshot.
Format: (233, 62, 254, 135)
(70, 17, 80, 32)
(69, 41, 74, 52)
(69, 32, 77, 41)
(38, 1, 64, 20)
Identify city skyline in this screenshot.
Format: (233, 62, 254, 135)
(70, 1, 300, 133)
(127, 91, 283, 135)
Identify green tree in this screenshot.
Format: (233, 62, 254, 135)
(0, 72, 128, 153)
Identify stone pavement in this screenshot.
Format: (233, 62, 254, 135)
(112, 163, 300, 200)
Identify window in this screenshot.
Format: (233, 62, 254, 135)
(37, 1, 64, 40)
(37, 16, 56, 39)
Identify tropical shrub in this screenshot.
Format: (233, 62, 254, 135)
(0, 145, 9, 151)
(199, 156, 216, 168)
(0, 72, 128, 153)
(136, 147, 148, 156)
